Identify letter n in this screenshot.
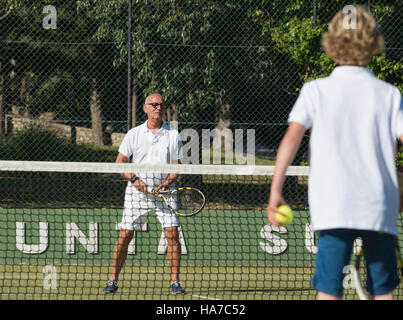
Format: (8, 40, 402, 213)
(66, 222, 98, 254)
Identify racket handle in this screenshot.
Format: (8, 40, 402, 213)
(149, 187, 162, 196)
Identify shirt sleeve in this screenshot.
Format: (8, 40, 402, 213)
(288, 82, 315, 129)
(394, 89, 403, 139)
(118, 130, 134, 158)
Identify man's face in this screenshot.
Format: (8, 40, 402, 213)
(143, 94, 166, 121)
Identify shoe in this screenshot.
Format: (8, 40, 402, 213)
(171, 281, 185, 294)
(103, 280, 118, 293)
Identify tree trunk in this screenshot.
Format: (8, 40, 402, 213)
(213, 99, 232, 150)
(131, 76, 137, 128)
(20, 71, 37, 117)
(166, 103, 178, 129)
(90, 77, 104, 146)
(212, 98, 233, 164)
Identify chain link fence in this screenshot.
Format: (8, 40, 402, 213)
(0, 0, 402, 301)
(0, 0, 401, 164)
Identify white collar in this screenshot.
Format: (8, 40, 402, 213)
(330, 66, 374, 78)
(142, 121, 167, 133)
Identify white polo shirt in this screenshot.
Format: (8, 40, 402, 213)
(119, 121, 183, 189)
(288, 66, 403, 235)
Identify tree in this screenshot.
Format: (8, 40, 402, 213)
(77, 1, 286, 145)
(0, 0, 117, 145)
(266, 0, 402, 90)
(2, 0, 400, 156)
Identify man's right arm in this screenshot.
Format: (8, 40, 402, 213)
(115, 152, 132, 181)
(116, 152, 148, 193)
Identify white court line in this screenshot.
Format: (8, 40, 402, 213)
(1, 292, 220, 300)
(188, 293, 220, 300)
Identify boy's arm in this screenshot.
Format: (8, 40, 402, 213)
(267, 122, 306, 226)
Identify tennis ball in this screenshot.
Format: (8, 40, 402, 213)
(275, 205, 293, 226)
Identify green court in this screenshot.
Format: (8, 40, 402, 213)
(0, 265, 316, 300)
(1, 207, 401, 300)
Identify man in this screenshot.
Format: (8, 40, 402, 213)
(104, 93, 185, 294)
(267, 6, 402, 300)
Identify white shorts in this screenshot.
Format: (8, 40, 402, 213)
(119, 184, 180, 231)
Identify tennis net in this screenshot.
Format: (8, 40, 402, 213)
(0, 161, 401, 300)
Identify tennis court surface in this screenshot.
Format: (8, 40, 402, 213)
(0, 161, 402, 300)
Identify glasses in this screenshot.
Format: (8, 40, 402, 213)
(145, 103, 166, 109)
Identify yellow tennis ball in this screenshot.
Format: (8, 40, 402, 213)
(275, 205, 293, 226)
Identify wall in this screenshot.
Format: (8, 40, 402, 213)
(5, 113, 124, 147)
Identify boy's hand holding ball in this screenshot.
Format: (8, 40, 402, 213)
(274, 205, 293, 226)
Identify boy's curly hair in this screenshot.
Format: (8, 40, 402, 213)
(322, 5, 384, 66)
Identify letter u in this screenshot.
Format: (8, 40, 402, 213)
(16, 222, 49, 254)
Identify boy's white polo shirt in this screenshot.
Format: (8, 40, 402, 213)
(288, 66, 403, 235)
(118, 121, 183, 189)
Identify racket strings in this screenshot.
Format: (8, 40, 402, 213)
(177, 189, 205, 212)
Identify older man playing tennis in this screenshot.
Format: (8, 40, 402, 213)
(104, 93, 185, 295)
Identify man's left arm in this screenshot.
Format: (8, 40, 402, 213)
(155, 159, 181, 192)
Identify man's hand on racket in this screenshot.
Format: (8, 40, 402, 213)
(154, 174, 178, 194)
(267, 192, 287, 227)
(154, 182, 170, 194)
(132, 178, 148, 193)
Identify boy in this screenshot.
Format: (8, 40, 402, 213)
(267, 6, 402, 300)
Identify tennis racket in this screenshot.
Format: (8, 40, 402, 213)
(151, 187, 206, 217)
(353, 247, 369, 300)
(353, 237, 403, 300)
(396, 238, 403, 278)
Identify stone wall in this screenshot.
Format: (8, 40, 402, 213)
(5, 113, 124, 147)
(7, 114, 72, 140)
(111, 132, 125, 147)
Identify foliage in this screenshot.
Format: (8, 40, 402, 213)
(270, 17, 336, 83)
(370, 54, 403, 92)
(268, 10, 402, 92)
(1, 0, 125, 126)
(0, 0, 401, 157)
